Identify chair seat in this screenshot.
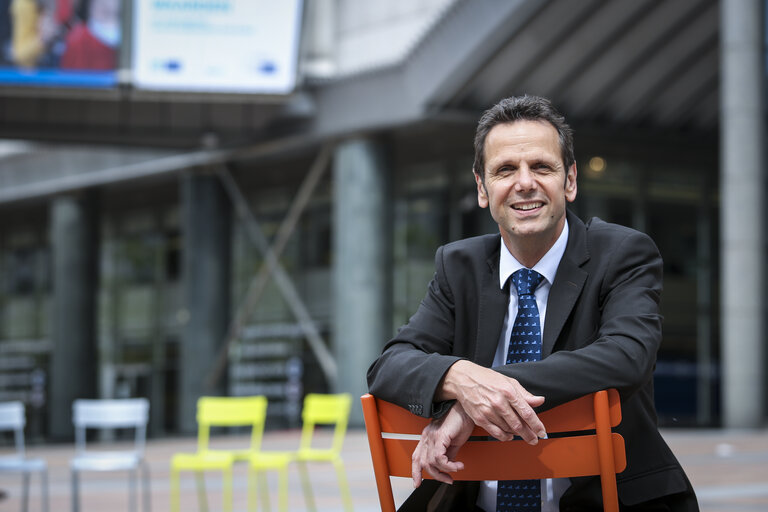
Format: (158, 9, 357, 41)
(295, 448, 338, 462)
(229, 449, 255, 463)
(172, 451, 236, 471)
(250, 451, 293, 469)
(71, 452, 142, 472)
(0, 456, 47, 472)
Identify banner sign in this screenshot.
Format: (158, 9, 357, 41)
(132, 0, 303, 94)
(0, 0, 121, 88)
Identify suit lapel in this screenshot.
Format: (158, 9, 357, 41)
(542, 211, 590, 357)
(474, 237, 508, 367)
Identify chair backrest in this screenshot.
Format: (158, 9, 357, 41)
(196, 396, 268, 454)
(361, 390, 626, 512)
(0, 401, 26, 457)
(299, 393, 352, 453)
(73, 398, 150, 455)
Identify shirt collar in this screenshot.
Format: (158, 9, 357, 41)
(499, 219, 570, 289)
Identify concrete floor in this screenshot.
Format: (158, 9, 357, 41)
(1, 427, 767, 511)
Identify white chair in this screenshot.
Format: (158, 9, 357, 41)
(0, 401, 48, 512)
(70, 398, 150, 512)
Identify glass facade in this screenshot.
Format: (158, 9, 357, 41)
(98, 201, 181, 435)
(572, 146, 719, 426)
(0, 208, 50, 440)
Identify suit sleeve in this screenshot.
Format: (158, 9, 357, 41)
(495, 229, 664, 409)
(367, 245, 465, 418)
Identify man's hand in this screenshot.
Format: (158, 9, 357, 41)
(412, 402, 474, 487)
(437, 360, 546, 443)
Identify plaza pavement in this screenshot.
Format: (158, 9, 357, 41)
(1, 426, 767, 511)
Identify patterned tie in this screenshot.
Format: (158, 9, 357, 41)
(496, 268, 544, 512)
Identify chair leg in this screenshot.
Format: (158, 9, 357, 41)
(195, 471, 209, 512)
(248, 468, 275, 512)
(142, 462, 151, 512)
(277, 465, 289, 512)
(333, 458, 353, 512)
(253, 468, 272, 512)
(223, 467, 233, 512)
(297, 461, 316, 512)
(21, 471, 30, 512)
(41, 469, 49, 512)
(247, 467, 257, 512)
(71, 470, 79, 512)
(129, 468, 137, 512)
(170, 470, 180, 512)
(258, 473, 272, 512)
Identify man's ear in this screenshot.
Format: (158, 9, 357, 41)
(565, 163, 577, 202)
(474, 170, 489, 208)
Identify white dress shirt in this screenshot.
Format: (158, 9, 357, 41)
(476, 220, 570, 512)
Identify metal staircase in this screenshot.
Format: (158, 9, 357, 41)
(227, 323, 304, 427)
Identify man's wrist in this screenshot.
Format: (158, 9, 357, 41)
(436, 359, 472, 401)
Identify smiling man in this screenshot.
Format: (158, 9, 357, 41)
(367, 96, 698, 511)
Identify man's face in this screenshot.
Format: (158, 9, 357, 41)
(475, 120, 577, 255)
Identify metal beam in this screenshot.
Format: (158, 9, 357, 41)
(206, 147, 337, 390)
(0, 132, 327, 205)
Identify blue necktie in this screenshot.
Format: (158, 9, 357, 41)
(496, 268, 544, 512)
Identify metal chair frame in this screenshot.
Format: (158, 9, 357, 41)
(361, 389, 626, 512)
(170, 395, 278, 512)
(250, 393, 353, 512)
(70, 398, 150, 512)
(0, 401, 48, 512)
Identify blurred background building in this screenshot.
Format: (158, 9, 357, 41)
(0, 0, 764, 440)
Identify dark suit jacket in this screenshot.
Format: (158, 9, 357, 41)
(367, 210, 698, 511)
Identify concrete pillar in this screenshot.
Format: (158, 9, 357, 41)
(49, 192, 99, 440)
(179, 171, 231, 433)
(720, 0, 766, 427)
(332, 138, 390, 425)
(301, 0, 336, 78)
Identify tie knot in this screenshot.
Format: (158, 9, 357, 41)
(511, 268, 543, 297)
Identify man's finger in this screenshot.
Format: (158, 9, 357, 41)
(428, 454, 467, 480)
(505, 393, 547, 440)
(412, 443, 432, 487)
(413, 454, 465, 487)
(426, 467, 454, 485)
(473, 407, 541, 444)
(475, 418, 509, 441)
(524, 393, 546, 407)
(412, 459, 423, 488)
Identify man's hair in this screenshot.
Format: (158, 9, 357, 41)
(473, 95, 575, 179)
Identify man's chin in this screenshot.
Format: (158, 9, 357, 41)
(508, 223, 546, 238)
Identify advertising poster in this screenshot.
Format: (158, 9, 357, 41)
(0, 0, 121, 87)
(132, 0, 303, 94)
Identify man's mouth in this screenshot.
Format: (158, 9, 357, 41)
(512, 202, 543, 211)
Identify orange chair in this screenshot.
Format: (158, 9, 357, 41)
(361, 389, 626, 512)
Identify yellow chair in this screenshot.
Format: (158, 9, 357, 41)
(249, 393, 353, 512)
(171, 396, 283, 512)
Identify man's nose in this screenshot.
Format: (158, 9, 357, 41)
(514, 166, 536, 191)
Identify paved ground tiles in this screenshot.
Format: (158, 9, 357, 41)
(1, 427, 767, 511)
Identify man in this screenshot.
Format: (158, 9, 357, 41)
(367, 95, 698, 511)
